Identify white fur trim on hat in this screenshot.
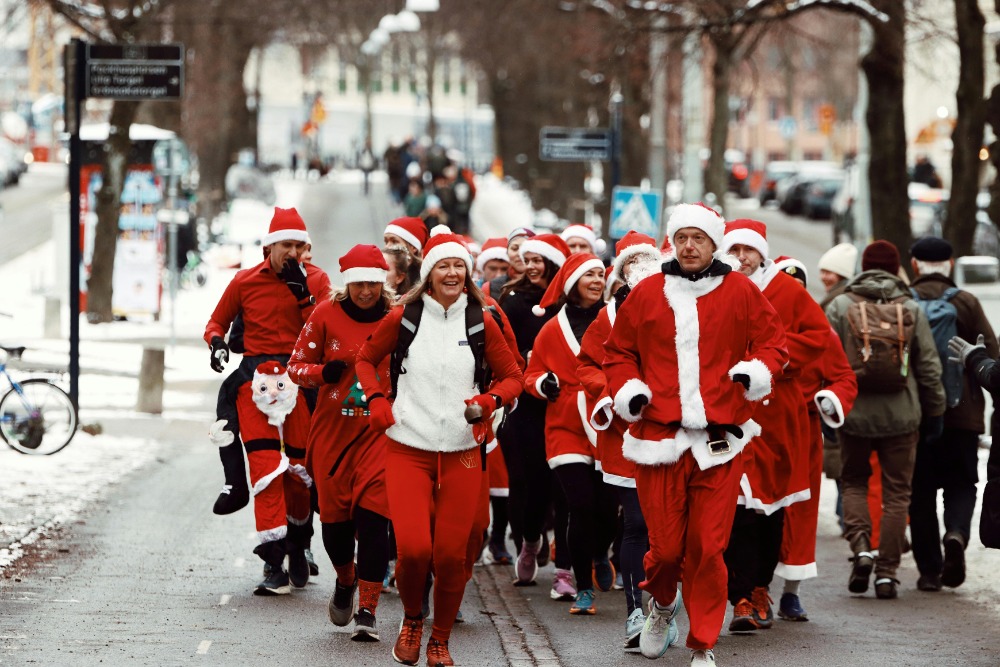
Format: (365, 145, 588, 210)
(520, 239, 567, 267)
(341, 266, 389, 284)
(665, 203, 725, 251)
(612, 244, 660, 282)
(814, 389, 846, 429)
(613, 378, 652, 423)
(475, 246, 509, 273)
(262, 229, 310, 246)
(561, 225, 607, 254)
(563, 258, 605, 295)
(384, 223, 422, 251)
(728, 358, 772, 402)
(420, 241, 473, 281)
(721, 227, 769, 260)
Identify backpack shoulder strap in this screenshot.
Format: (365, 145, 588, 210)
(942, 286, 961, 302)
(465, 304, 488, 393)
(390, 301, 424, 398)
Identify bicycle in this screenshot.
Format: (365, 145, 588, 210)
(0, 345, 79, 455)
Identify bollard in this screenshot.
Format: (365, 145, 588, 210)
(43, 296, 61, 339)
(136, 347, 165, 414)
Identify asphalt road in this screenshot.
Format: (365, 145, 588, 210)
(0, 163, 67, 266)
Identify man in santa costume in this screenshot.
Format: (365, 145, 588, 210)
(719, 222, 829, 632)
(204, 207, 330, 592)
(604, 204, 788, 667)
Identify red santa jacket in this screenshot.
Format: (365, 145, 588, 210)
(739, 267, 830, 513)
(286, 297, 391, 478)
(204, 259, 331, 355)
(604, 264, 788, 470)
(799, 327, 858, 428)
(577, 299, 635, 486)
(524, 306, 601, 468)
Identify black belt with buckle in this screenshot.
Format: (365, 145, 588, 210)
(706, 424, 743, 457)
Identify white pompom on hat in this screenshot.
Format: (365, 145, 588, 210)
(263, 207, 310, 246)
(665, 202, 725, 251)
(561, 224, 607, 255)
(531, 252, 605, 316)
(419, 225, 473, 281)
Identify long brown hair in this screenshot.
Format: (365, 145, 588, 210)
(499, 256, 560, 303)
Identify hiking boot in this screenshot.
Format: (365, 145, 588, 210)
(941, 531, 966, 588)
(750, 586, 774, 629)
(691, 648, 717, 666)
(728, 598, 759, 632)
(254, 563, 290, 596)
(874, 577, 898, 599)
(639, 594, 681, 659)
(593, 557, 616, 592)
(329, 576, 358, 627)
(514, 538, 541, 585)
(425, 637, 453, 667)
(777, 592, 809, 621)
(848, 550, 874, 594)
(917, 573, 942, 592)
(484, 541, 513, 565)
(569, 588, 596, 615)
(304, 548, 319, 577)
(537, 532, 551, 567)
(352, 608, 379, 642)
(287, 545, 310, 589)
(624, 607, 645, 649)
(392, 615, 423, 665)
(550, 568, 577, 601)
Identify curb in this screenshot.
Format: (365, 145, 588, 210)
(473, 563, 561, 666)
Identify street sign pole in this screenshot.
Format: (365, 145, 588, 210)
(65, 37, 84, 410)
(609, 92, 623, 193)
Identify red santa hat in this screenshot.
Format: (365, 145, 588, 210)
(611, 230, 659, 281)
(420, 224, 473, 281)
(263, 207, 310, 246)
(519, 233, 570, 268)
(475, 237, 510, 273)
(561, 224, 608, 255)
(339, 244, 389, 284)
(721, 218, 769, 260)
(384, 216, 429, 252)
(665, 203, 725, 251)
(773, 254, 808, 288)
(463, 235, 482, 256)
(254, 360, 287, 377)
(531, 252, 605, 316)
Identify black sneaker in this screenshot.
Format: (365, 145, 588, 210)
(254, 564, 290, 596)
(941, 531, 966, 588)
(287, 547, 310, 589)
(329, 577, 358, 626)
(304, 548, 319, 577)
(351, 608, 379, 642)
(848, 551, 874, 594)
(917, 574, 942, 592)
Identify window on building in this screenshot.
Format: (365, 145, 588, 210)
(410, 45, 419, 94)
(337, 53, 347, 93)
(442, 55, 451, 95)
(767, 97, 782, 122)
(459, 61, 468, 96)
(803, 151, 823, 161)
(768, 152, 787, 162)
(391, 43, 401, 93)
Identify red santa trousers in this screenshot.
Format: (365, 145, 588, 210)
(385, 439, 483, 642)
(465, 472, 493, 582)
(777, 412, 823, 580)
(636, 450, 743, 651)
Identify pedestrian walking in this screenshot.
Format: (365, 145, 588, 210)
(907, 237, 998, 591)
(287, 244, 394, 641)
(604, 204, 788, 666)
(825, 240, 946, 599)
(355, 230, 523, 667)
(484, 226, 535, 299)
(818, 242, 858, 309)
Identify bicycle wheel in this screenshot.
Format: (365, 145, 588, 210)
(0, 379, 79, 455)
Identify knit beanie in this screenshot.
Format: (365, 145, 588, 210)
(818, 243, 858, 280)
(861, 240, 901, 275)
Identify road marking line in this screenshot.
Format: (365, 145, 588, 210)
(219, 594, 231, 606)
(196, 640, 211, 655)
(233, 557, 245, 568)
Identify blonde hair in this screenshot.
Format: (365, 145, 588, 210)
(399, 270, 488, 308)
(328, 283, 396, 310)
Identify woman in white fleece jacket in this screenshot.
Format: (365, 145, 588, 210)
(356, 229, 522, 667)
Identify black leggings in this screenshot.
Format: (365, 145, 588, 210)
(618, 486, 649, 615)
(553, 463, 619, 590)
(489, 496, 509, 547)
(552, 478, 572, 570)
(322, 506, 390, 583)
(724, 506, 785, 604)
(498, 395, 551, 544)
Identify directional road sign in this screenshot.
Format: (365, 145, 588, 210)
(609, 186, 662, 239)
(539, 127, 612, 162)
(85, 43, 184, 100)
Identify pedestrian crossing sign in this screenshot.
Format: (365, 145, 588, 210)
(609, 187, 662, 239)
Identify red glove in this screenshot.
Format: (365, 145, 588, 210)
(464, 394, 496, 423)
(472, 419, 495, 445)
(368, 396, 396, 434)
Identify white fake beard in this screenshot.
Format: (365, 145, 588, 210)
(626, 254, 665, 288)
(251, 373, 299, 427)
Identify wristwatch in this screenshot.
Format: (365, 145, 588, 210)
(298, 295, 316, 308)
(490, 394, 503, 410)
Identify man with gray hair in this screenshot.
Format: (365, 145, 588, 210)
(908, 236, 998, 592)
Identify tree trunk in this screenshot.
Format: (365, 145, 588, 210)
(946, 0, 986, 257)
(862, 3, 910, 255)
(425, 42, 437, 142)
(705, 38, 733, 213)
(86, 100, 139, 323)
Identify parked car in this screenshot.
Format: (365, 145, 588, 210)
(757, 161, 798, 204)
(699, 148, 752, 198)
(778, 162, 843, 215)
(802, 174, 846, 219)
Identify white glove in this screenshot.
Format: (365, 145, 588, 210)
(947, 334, 986, 366)
(209, 419, 234, 447)
(817, 397, 837, 416)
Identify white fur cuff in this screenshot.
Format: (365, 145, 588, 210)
(613, 378, 652, 423)
(814, 389, 846, 429)
(729, 359, 772, 402)
(590, 396, 614, 431)
(534, 372, 559, 399)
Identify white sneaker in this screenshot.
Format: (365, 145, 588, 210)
(639, 592, 681, 659)
(624, 607, 645, 649)
(691, 648, 716, 666)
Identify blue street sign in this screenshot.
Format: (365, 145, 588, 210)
(609, 187, 662, 239)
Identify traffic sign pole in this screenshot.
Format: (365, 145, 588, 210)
(65, 38, 84, 410)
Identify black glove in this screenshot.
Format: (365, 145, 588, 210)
(540, 372, 561, 402)
(628, 394, 649, 417)
(920, 414, 944, 444)
(732, 373, 751, 390)
(322, 360, 348, 384)
(209, 336, 229, 373)
(278, 258, 311, 301)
